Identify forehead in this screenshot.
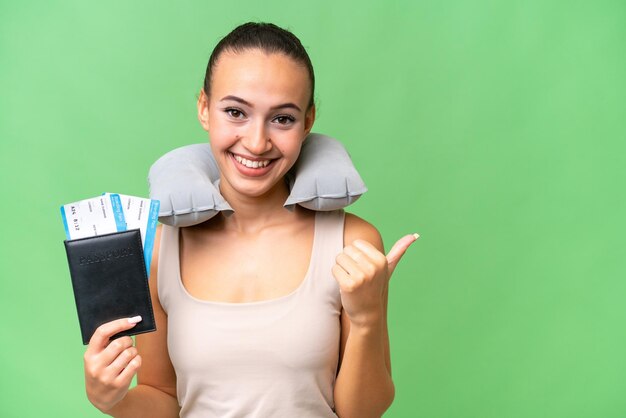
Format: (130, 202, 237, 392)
(210, 49, 311, 108)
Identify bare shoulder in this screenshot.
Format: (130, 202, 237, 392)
(343, 212, 384, 253)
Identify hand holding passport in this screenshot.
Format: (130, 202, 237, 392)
(61, 193, 160, 344)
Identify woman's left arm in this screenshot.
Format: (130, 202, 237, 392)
(333, 213, 416, 418)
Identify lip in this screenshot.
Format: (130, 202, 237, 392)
(228, 152, 276, 177)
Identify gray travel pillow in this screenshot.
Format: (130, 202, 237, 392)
(149, 133, 367, 227)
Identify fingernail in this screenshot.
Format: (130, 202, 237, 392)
(412, 233, 420, 240)
(128, 316, 142, 324)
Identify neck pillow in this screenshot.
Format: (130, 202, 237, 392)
(149, 133, 367, 227)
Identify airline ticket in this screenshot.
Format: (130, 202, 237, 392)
(103, 193, 160, 276)
(61, 194, 126, 240)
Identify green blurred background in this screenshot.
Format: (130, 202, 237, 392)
(1, 1, 625, 417)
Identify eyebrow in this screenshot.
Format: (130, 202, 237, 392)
(220, 95, 302, 112)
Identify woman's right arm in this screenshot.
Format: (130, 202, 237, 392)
(84, 225, 180, 417)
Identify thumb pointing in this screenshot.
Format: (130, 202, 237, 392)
(386, 233, 419, 275)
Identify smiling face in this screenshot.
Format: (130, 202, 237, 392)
(197, 48, 315, 202)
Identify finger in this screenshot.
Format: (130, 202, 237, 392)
(332, 264, 357, 292)
(99, 336, 135, 367)
(351, 240, 387, 265)
(336, 251, 366, 278)
(114, 354, 142, 388)
(84, 336, 134, 384)
(343, 245, 380, 281)
(105, 346, 138, 379)
(386, 233, 419, 275)
(87, 316, 142, 353)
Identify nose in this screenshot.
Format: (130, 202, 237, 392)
(240, 121, 273, 155)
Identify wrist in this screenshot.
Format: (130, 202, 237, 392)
(91, 390, 128, 416)
(348, 310, 385, 334)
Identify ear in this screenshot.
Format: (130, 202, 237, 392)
(303, 105, 316, 136)
(197, 89, 210, 131)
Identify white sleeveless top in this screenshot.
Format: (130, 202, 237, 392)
(157, 210, 344, 418)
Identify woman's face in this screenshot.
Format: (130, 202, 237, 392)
(198, 48, 315, 200)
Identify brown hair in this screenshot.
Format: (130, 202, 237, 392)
(203, 22, 315, 110)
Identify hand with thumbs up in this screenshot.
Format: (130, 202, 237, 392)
(332, 231, 419, 328)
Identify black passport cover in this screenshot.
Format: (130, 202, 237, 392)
(64, 229, 156, 344)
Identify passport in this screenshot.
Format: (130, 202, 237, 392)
(63, 229, 156, 344)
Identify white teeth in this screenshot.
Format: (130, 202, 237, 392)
(233, 154, 270, 168)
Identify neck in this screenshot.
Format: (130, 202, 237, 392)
(217, 177, 297, 234)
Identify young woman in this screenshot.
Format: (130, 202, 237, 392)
(83, 22, 417, 418)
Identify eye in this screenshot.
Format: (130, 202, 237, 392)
(273, 114, 296, 125)
(225, 108, 246, 119)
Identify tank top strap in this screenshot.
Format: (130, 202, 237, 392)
(304, 209, 345, 300)
(313, 209, 345, 262)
